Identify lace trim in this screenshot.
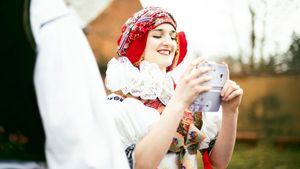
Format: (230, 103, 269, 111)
(105, 57, 174, 105)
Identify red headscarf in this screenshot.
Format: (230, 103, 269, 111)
(117, 7, 187, 71)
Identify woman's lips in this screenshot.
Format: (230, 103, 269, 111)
(157, 49, 171, 55)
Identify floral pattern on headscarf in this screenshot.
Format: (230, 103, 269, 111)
(117, 7, 177, 62)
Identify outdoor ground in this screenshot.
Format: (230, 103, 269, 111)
(228, 142, 300, 169)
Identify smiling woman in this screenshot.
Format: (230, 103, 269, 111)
(104, 6, 243, 169)
(144, 24, 178, 72)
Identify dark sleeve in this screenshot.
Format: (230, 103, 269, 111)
(207, 139, 216, 154)
(199, 138, 216, 155)
(125, 144, 136, 169)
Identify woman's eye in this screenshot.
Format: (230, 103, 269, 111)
(170, 33, 177, 40)
(153, 35, 161, 38)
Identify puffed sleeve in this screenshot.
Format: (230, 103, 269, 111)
(106, 94, 160, 168)
(199, 107, 222, 150)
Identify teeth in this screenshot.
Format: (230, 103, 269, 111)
(158, 50, 170, 55)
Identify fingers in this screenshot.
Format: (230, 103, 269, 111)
(183, 64, 212, 93)
(191, 75, 212, 86)
(223, 88, 243, 101)
(195, 85, 212, 94)
(221, 80, 234, 97)
(188, 74, 212, 96)
(183, 57, 204, 75)
(221, 80, 243, 101)
(189, 66, 212, 80)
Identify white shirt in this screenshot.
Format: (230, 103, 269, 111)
(30, 0, 129, 168)
(105, 57, 222, 168)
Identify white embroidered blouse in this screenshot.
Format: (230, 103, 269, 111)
(105, 57, 222, 169)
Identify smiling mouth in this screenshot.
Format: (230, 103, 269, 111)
(157, 49, 171, 55)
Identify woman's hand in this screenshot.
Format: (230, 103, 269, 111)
(172, 57, 213, 108)
(135, 57, 213, 169)
(220, 64, 243, 113)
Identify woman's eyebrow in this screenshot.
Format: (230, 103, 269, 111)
(152, 29, 164, 33)
(152, 29, 176, 33)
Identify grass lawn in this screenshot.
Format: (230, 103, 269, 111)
(228, 141, 300, 169)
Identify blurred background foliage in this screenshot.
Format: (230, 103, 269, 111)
(0, 0, 45, 161)
(1, 0, 299, 168)
(223, 32, 300, 75)
(218, 1, 300, 168)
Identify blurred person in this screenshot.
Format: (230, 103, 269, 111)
(0, 0, 45, 168)
(29, 0, 129, 168)
(105, 7, 243, 169)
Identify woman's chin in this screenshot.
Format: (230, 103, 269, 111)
(160, 62, 173, 70)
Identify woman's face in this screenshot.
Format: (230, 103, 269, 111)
(143, 23, 177, 72)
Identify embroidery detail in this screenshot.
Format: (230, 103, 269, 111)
(107, 95, 124, 102)
(141, 98, 206, 169)
(125, 144, 136, 169)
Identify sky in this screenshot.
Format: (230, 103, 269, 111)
(140, 0, 300, 62)
(66, 0, 300, 62)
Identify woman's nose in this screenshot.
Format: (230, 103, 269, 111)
(161, 35, 174, 46)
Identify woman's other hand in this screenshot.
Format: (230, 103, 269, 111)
(172, 57, 212, 108)
(220, 63, 243, 113)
